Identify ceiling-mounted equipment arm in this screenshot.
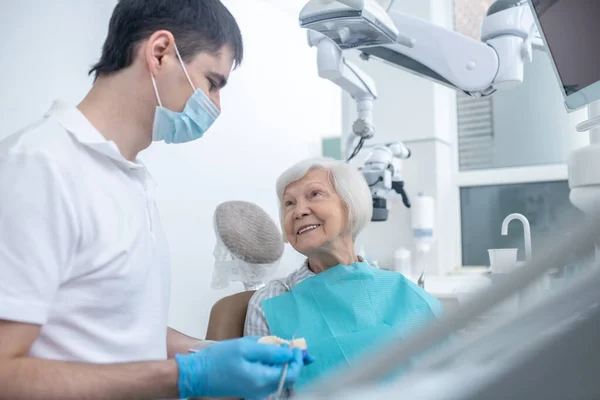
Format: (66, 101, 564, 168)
(308, 30, 378, 159)
(300, 0, 540, 97)
(309, 30, 377, 102)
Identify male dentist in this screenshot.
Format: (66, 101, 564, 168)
(0, 0, 304, 399)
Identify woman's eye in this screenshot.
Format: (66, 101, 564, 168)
(312, 191, 321, 197)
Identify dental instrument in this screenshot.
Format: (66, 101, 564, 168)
(359, 141, 411, 221)
(277, 333, 296, 397)
(417, 269, 425, 289)
(257, 335, 312, 396)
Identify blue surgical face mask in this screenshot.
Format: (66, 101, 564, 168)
(151, 43, 221, 144)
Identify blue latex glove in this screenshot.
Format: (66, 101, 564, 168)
(175, 336, 305, 399)
(304, 353, 316, 365)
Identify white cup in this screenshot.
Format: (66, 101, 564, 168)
(488, 248, 518, 274)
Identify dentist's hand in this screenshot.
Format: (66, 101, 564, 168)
(175, 336, 304, 399)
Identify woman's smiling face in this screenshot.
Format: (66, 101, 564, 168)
(282, 169, 349, 255)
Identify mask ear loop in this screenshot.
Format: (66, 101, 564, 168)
(173, 42, 197, 91)
(149, 41, 194, 108)
(150, 74, 163, 107)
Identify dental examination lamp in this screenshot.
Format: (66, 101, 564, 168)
(300, 0, 541, 97)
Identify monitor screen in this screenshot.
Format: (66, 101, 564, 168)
(530, 0, 600, 97)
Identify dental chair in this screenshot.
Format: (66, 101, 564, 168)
(205, 290, 256, 341)
(195, 290, 256, 400)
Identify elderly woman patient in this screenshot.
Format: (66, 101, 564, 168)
(244, 158, 443, 397)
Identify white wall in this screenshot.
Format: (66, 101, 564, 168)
(0, 0, 341, 339)
(344, 0, 461, 276)
(0, 1, 117, 134)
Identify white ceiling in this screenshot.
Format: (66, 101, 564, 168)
(259, 0, 397, 16)
(258, 0, 308, 16)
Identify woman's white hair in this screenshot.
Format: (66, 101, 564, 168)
(276, 157, 373, 242)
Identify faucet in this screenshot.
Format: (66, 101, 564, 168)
(501, 213, 532, 263)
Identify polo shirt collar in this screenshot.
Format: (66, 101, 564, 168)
(47, 101, 145, 168)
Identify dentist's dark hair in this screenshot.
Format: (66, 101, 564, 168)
(89, 0, 243, 80)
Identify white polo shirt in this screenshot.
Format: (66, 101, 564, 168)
(0, 101, 171, 363)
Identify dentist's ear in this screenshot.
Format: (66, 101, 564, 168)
(145, 30, 176, 76)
